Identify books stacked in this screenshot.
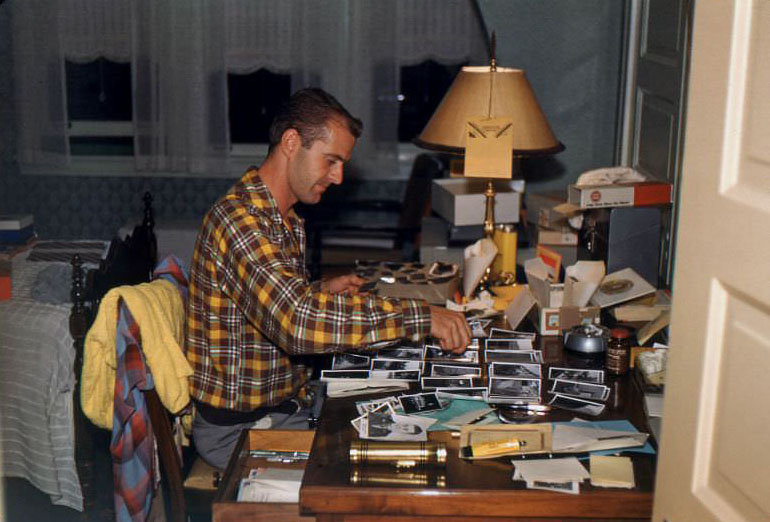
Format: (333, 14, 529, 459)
(0, 214, 35, 245)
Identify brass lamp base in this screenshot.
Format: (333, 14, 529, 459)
(483, 180, 496, 238)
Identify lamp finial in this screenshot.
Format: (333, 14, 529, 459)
(490, 31, 497, 72)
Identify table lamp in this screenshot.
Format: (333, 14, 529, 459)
(414, 46, 564, 241)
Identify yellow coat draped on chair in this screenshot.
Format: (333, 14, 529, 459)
(82, 279, 192, 429)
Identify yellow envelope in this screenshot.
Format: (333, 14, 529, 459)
(464, 116, 514, 179)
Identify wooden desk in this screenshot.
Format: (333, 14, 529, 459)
(299, 340, 656, 521)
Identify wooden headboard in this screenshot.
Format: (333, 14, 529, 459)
(69, 191, 158, 517)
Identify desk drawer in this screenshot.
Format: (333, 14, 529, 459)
(213, 429, 316, 522)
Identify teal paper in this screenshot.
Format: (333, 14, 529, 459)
(552, 419, 656, 456)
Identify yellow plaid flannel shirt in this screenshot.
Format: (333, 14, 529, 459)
(186, 169, 432, 412)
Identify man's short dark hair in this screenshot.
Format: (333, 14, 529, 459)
(268, 88, 363, 153)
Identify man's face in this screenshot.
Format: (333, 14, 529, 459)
(287, 118, 356, 205)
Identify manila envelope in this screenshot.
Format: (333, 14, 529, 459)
(464, 116, 514, 179)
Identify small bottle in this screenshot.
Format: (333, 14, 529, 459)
(605, 327, 632, 376)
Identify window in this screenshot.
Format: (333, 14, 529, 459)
(65, 59, 133, 156)
(227, 69, 291, 147)
(398, 60, 465, 143)
(14, 1, 485, 177)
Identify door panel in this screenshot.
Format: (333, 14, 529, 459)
(654, 1, 770, 521)
(629, 0, 690, 287)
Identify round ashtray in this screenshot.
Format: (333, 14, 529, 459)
(494, 405, 550, 424)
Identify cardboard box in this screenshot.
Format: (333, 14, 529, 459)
(537, 225, 578, 246)
(567, 181, 672, 209)
(0, 214, 33, 230)
(505, 283, 601, 336)
(505, 259, 605, 336)
(525, 192, 581, 229)
(610, 290, 671, 322)
(432, 178, 523, 226)
(538, 304, 601, 336)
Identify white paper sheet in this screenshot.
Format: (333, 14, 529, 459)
(551, 424, 648, 453)
(463, 238, 498, 297)
(513, 457, 589, 483)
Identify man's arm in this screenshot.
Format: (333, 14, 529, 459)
(215, 215, 433, 354)
(321, 274, 471, 352)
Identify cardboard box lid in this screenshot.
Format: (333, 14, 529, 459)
(433, 178, 525, 195)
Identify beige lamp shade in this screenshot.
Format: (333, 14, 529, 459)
(414, 66, 564, 157)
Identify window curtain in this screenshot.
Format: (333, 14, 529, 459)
(131, 0, 229, 175)
(12, 0, 70, 167)
(12, 0, 485, 177)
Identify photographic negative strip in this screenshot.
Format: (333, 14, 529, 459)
(370, 358, 422, 372)
(430, 364, 481, 377)
(485, 349, 543, 364)
(548, 394, 606, 416)
(332, 352, 371, 370)
(435, 387, 488, 401)
(489, 327, 537, 340)
(398, 392, 445, 414)
(375, 346, 425, 360)
(547, 367, 605, 385)
(421, 376, 475, 390)
(370, 370, 421, 381)
(489, 362, 542, 379)
(485, 338, 534, 351)
(424, 345, 479, 363)
(549, 379, 610, 401)
(527, 480, 580, 495)
(321, 369, 371, 380)
(355, 397, 401, 416)
(488, 377, 541, 400)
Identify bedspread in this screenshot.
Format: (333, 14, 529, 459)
(0, 297, 83, 511)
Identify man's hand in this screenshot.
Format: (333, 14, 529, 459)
(321, 274, 366, 295)
(429, 305, 471, 354)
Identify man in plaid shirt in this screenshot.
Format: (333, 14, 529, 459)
(186, 88, 471, 468)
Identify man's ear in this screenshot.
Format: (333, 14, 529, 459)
(280, 128, 301, 158)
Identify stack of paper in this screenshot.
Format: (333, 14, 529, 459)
(552, 424, 648, 453)
(513, 457, 589, 495)
(589, 455, 635, 488)
(237, 468, 305, 503)
(325, 379, 409, 398)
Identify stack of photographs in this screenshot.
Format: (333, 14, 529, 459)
(546, 367, 609, 416)
(350, 401, 436, 441)
(324, 337, 483, 388)
(484, 331, 543, 404)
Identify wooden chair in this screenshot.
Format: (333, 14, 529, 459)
(144, 388, 220, 522)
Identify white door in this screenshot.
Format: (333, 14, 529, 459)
(654, 1, 770, 521)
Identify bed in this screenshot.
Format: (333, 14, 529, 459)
(0, 193, 157, 515)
